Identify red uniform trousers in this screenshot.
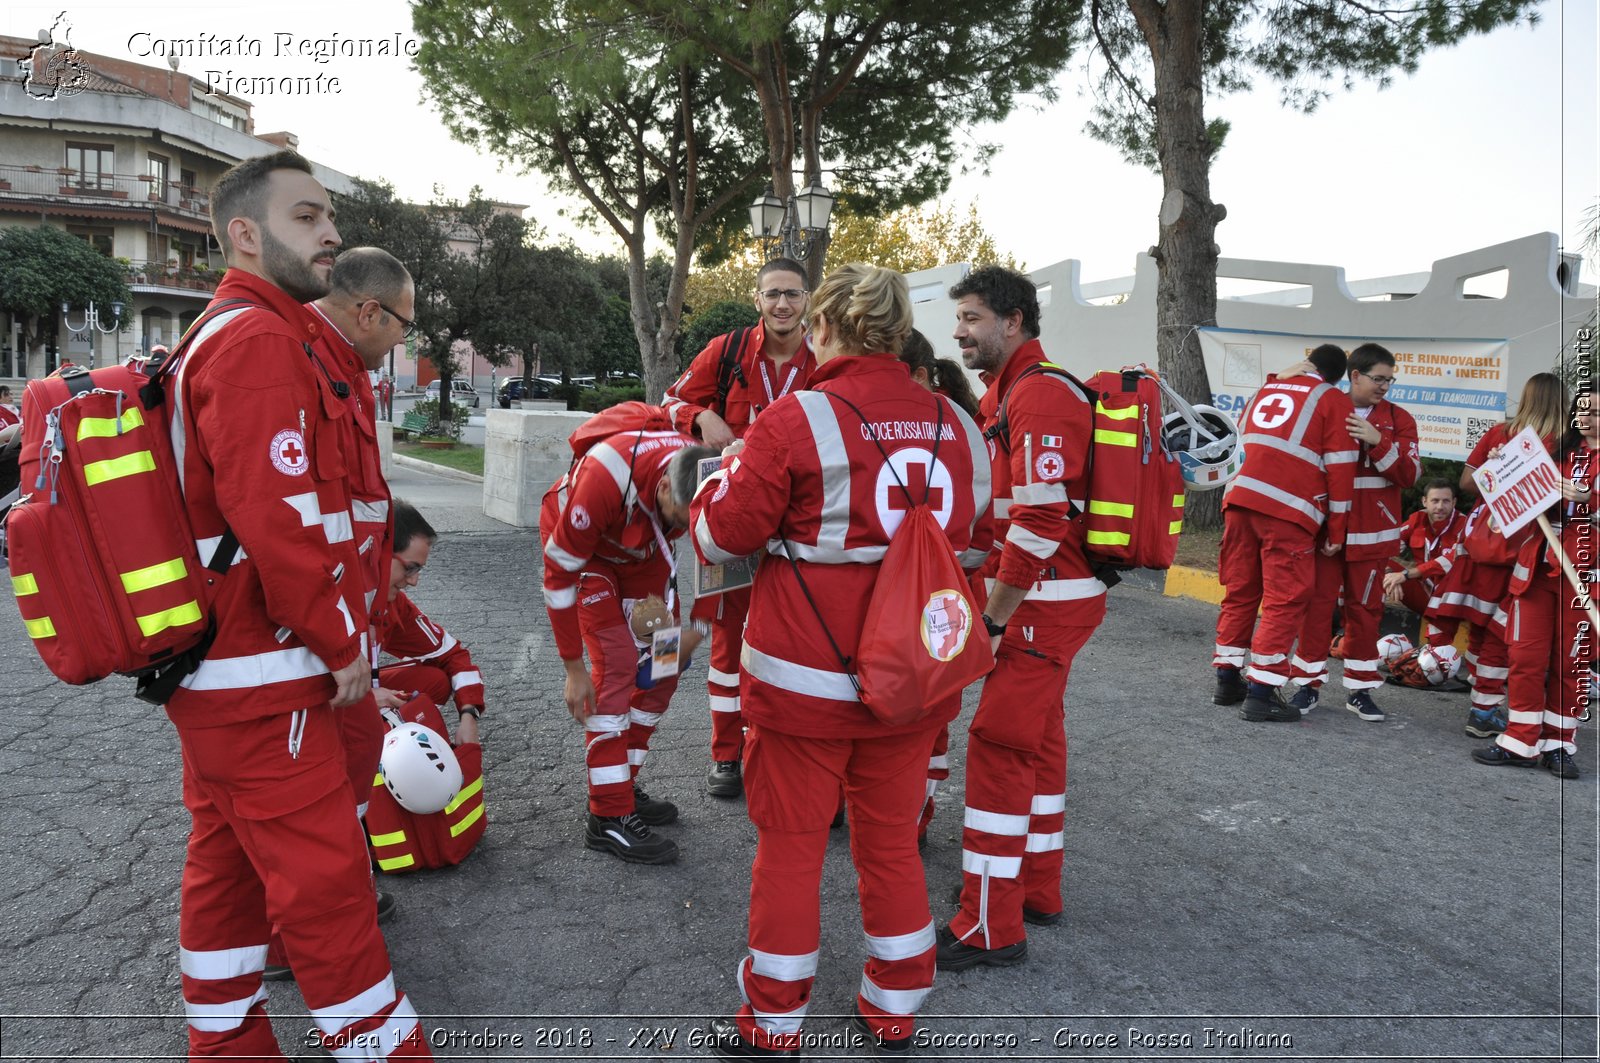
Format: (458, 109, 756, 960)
(339, 692, 385, 820)
(736, 723, 941, 1051)
(577, 562, 679, 816)
(953, 622, 1095, 951)
(176, 709, 430, 1062)
(1293, 552, 1388, 691)
(706, 588, 751, 762)
(378, 662, 454, 708)
(919, 722, 953, 838)
(1425, 618, 1508, 710)
(1214, 508, 1317, 686)
(1392, 565, 1434, 616)
(1497, 572, 1589, 758)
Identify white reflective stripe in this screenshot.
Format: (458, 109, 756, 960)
(1005, 522, 1059, 560)
(1229, 475, 1324, 523)
(794, 392, 854, 553)
(948, 398, 992, 527)
(585, 714, 629, 732)
(964, 807, 1030, 836)
(283, 492, 355, 545)
(589, 764, 633, 786)
(1475, 664, 1509, 679)
(185, 986, 267, 1032)
(585, 441, 640, 507)
(543, 584, 578, 609)
(1438, 592, 1500, 615)
(961, 850, 1021, 879)
(1470, 691, 1505, 709)
(1511, 563, 1531, 582)
(865, 921, 936, 961)
(1344, 657, 1381, 670)
(450, 669, 482, 691)
(749, 947, 819, 981)
(742, 643, 859, 702)
(1213, 643, 1248, 665)
(958, 547, 989, 568)
(169, 307, 255, 495)
(179, 944, 268, 981)
(1252, 651, 1287, 665)
(1244, 667, 1287, 686)
(1242, 433, 1324, 469)
(1324, 449, 1361, 464)
(1012, 481, 1069, 505)
(195, 535, 249, 568)
(1353, 476, 1390, 490)
(1030, 793, 1065, 815)
(181, 646, 328, 691)
(752, 1007, 808, 1037)
(1025, 831, 1065, 853)
(628, 748, 649, 766)
(1346, 528, 1403, 546)
(310, 973, 397, 1035)
(925, 778, 940, 797)
(1507, 709, 1544, 725)
(928, 754, 949, 771)
(708, 666, 740, 687)
(694, 508, 744, 565)
(543, 538, 587, 573)
(352, 499, 390, 524)
(1543, 710, 1576, 727)
(1372, 444, 1400, 472)
(986, 576, 1106, 602)
(993, 497, 1011, 519)
(1498, 734, 1540, 758)
(770, 538, 887, 564)
(328, 996, 420, 1061)
(1328, 500, 1352, 513)
(859, 973, 931, 1017)
(708, 695, 742, 714)
(629, 707, 663, 727)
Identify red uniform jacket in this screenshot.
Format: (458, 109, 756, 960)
(1510, 442, 1594, 595)
(976, 340, 1104, 627)
(165, 271, 365, 724)
(540, 429, 697, 660)
(1344, 399, 1421, 560)
(1224, 373, 1358, 544)
(690, 353, 991, 738)
(663, 322, 817, 440)
(1401, 509, 1465, 572)
(377, 591, 486, 712)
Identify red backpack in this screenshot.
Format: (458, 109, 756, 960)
(366, 694, 487, 872)
(566, 400, 675, 464)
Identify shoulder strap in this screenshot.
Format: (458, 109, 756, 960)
(982, 362, 1084, 454)
(140, 298, 262, 409)
(714, 327, 753, 415)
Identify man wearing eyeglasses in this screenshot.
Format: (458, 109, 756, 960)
(1289, 343, 1421, 721)
(663, 257, 819, 798)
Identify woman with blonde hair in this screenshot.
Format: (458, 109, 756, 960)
(1459, 372, 1568, 499)
(692, 263, 992, 1058)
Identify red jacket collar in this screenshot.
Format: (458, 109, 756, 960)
(809, 350, 906, 386)
(213, 269, 323, 343)
(753, 320, 816, 372)
(980, 338, 1049, 420)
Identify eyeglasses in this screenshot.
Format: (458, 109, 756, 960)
(1358, 371, 1395, 385)
(399, 560, 424, 576)
(758, 288, 807, 303)
(371, 300, 417, 338)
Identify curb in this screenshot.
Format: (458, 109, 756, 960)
(1163, 564, 1224, 605)
(392, 453, 485, 484)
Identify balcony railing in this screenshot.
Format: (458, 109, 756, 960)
(0, 164, 210, 220)
(125, 259, 220, 294)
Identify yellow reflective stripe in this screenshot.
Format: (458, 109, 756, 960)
(135, 600, 202, 637)
(1169, 520, 1184, 534)
(1172, 494, 1185, 506)
(373, 773, 386, 788)
(83, 451, 156, 486)
(11, 572, 39, 596)
(1086, 530, 1131, 546)
(25, 616, 57, 639)
(1088, 500, 1134, 519)
(120, 557, 188, 594)
(369, 829, 407, 847)
(378, 853, 416, 871)
(449, 803, 485, 837)
(444, 775, 484, 815)
(76, 407, 146, 440)
(1092, 429, 1137, 447)
(1094, 402, 1140, 421)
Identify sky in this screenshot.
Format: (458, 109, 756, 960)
(6, 1, 1595, 287)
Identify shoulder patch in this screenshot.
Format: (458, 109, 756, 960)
(269, 428, 309, 476)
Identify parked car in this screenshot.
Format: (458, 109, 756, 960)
(498, 377, 557, 408)
(424, 379, 480, 408)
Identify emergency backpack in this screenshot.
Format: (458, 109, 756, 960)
(6, 299, 257, 701)
(713, 327, 757, 414)
(367, 693, 487, 873)
(987, 363, 1186, 576)
(566, 400, 675, 465)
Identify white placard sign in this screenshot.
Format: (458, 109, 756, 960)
(1471, 426, 1563, 537)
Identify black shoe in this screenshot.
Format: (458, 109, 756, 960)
(1543, 749, 1581, 780)
(830, 806, 845, 830)
(1238, 686, 1297, 722)
(707, 760, 744, 799)
(934, 924, 1026, 972)
(1345, 690, 1386, 722)
(706, 1016, 800, 1058)
(375, 890, 397, 924)
(632, 784, 679, 826)
(1213, 667, 1247, 706)
(584, 812, 679, 864)
(848, 1008, 913, 1057)
(947, 884, 1057, 926)
(261, 964, 294, 982)
(1471, 745, 1537, 768)
(1287, 685, 1319, 716)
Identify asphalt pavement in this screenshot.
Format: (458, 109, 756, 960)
(1, 461, 1594, 1062)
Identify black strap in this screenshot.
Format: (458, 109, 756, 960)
(140, 297, 261, 411)
(205, 527, 240, 574)
(780, 540, 862, 698)
(61, 366, 95, 396)
(713, 327, 753, 416)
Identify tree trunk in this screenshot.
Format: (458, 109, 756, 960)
(1143, 1, 1225, 530)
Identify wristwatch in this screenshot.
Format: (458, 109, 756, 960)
(458, 706, 482, 720)
(982, 613, 1006, 638)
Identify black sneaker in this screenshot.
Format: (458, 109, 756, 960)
(944, 883, 1057, 926)
(1471, 746, 1537, 768)
(584, 812, 679, 864)
(1346, 691, 1385, 722)
(375, 890, 397, 924)
(632, 784, 679, 826)
(706, 1016, 800, 1058)
(1239, 686, 1297, 722)
(1543, 749, 1581, 780)
(1464, 707, 1507, 739)
(848, 1008, 913, 1057)
(261, 964, 294, 982)
(1287, 685, 1319, 716)
(1213, 667, 1247, 705)
(707, 759, 743, 799)
(934, 924, 1026, 972)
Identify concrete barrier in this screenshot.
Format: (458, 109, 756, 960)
(376, 420, 393, 477)
(483, 407, 592, 528)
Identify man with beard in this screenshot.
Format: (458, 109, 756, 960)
(663, 258, 818, 798)
(164, 151, 431, 1060)
(937, 265, 1105, 974)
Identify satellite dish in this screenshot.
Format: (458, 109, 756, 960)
(167, 54, 180, 72)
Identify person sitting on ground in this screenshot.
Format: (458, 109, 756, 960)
(1384, 478, 1465, 617)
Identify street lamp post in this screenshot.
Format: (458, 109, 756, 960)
(749, 180, 836, 263)
(61, 299, 123, 369)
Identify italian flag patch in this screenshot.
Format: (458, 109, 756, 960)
(1040, 434, 1063, 447)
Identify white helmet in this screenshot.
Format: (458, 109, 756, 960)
(380, 723, 463, 814)
(1377, 633, 1414, 667)
(1162, 404, 1244, 492)
(1417, 644, 1463, 685)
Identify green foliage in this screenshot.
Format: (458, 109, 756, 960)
(1403, 457, 1467, 517)
(406, 397, 466, 441)
(574, 384, 647, 412)
(677, 300, 759, 365)
(0, 226, 133, 351)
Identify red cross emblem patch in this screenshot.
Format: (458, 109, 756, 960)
(269, 429, 309, 476)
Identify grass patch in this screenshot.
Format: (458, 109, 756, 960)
(1174, 524, 1224, 572)
(394, 441, 484, 477)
